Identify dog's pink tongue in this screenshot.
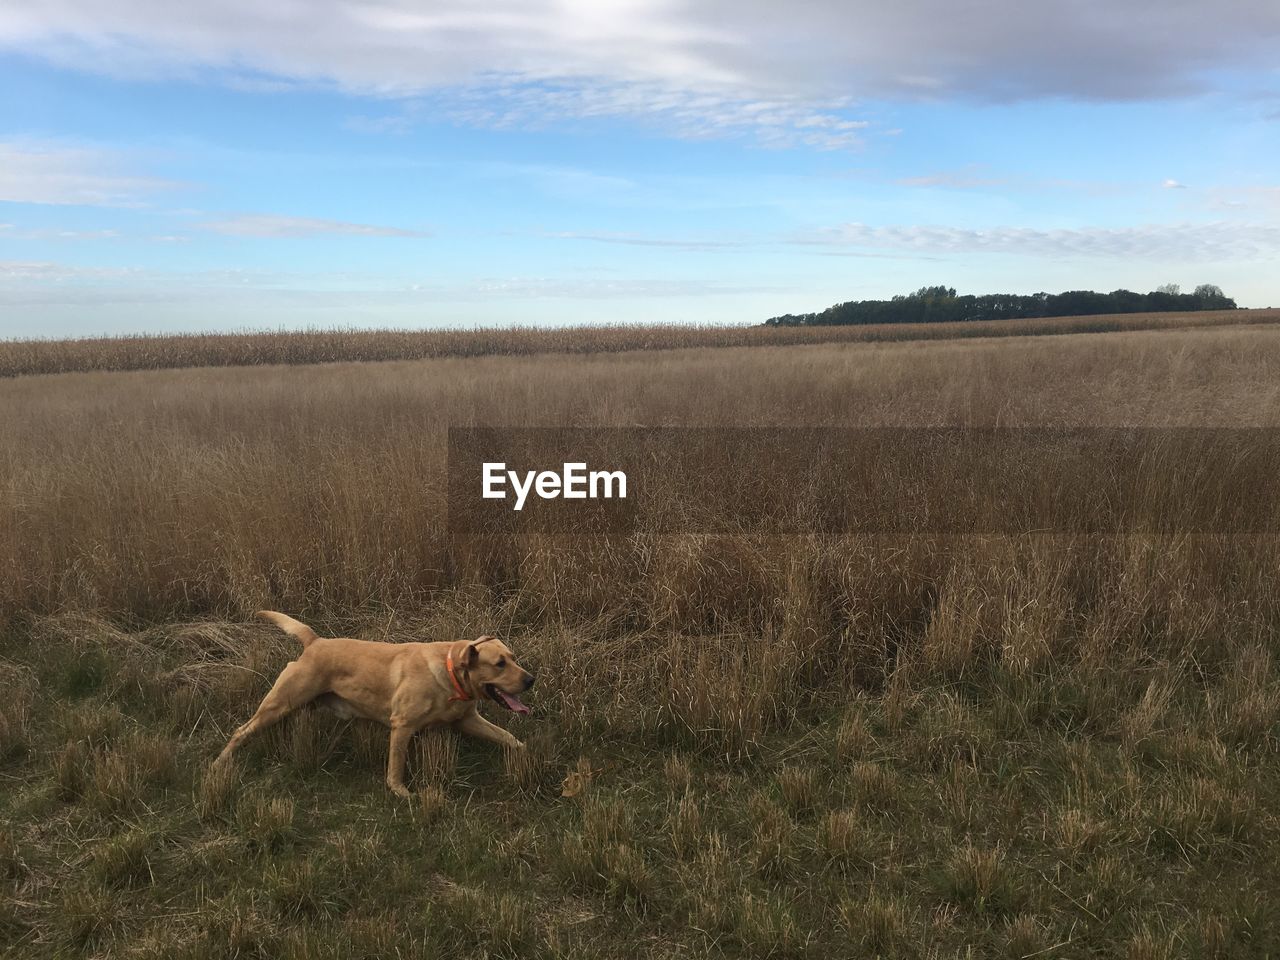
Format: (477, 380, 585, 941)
(497, 690, 532, 715)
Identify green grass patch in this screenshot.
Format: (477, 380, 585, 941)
(1, 616, 1277, 959)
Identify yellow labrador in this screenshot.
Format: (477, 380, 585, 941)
(213, 611, 534, 796)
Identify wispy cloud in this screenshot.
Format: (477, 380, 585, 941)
(0, 258, 770, 307)
(797, 221, 1280, 261)
(897, 168, 1008, 189)
(424, 275, 774, 300)
(0, 259, 139, 281)
(545, 230, 749, 251)
(812, 250, 949, 262)
(200, 214, 429, 238)
(0, 223, 120, 240)
(1163, 179, 1188, 189)
(892, 168, 1151, 197)
(0, 140, 176, 206)
(470, 161, 638, 200)
(428, 80, 870, 149)
(1205, 185, 1280, 211)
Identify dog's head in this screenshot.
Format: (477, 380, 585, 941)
(460, 636, 534, 714)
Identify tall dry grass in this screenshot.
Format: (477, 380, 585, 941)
(3, 322, 1279, 688)
(1, 308, 1273, 378)
(4, 322, 1280, 629)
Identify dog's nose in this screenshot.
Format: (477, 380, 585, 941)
(523, 674, 535, 691)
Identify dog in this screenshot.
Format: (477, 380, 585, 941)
(212, 611, 534, 796)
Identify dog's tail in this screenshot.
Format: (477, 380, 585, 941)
(256, 610, 319, 648)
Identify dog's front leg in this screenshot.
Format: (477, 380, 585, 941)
(455, 709, 524, 750)
(385, 723, 415, 797)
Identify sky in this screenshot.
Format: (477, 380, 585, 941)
(2, 1, 1279, 337)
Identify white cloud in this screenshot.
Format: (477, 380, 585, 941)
(0, 223, 120, 240)
(797, 221, 1280, 261)
(431, 275, 772, 300)
(471, 161, 638, 199)
(545, 230, 747, 250)
(427, 79, 869, 148)
(897, 168, 1008, 189)
(0, 140, 175, 206)
(1163, 179, 1188, 189)
(1206, 185, 1280, 211)
(200, 214, 429, 238)
(9, 2, 1274, 147)
(0, 259, 768, 308)
(0, 259, 138, 281)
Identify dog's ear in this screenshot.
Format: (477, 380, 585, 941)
(463, 635, 498, 668)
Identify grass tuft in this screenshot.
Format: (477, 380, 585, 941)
(58, 883, 123, 954)
(838, 892, 911, 954)
(848, 760, 902, 812)
(775, 764, 822, 816)
(0, 678, 33, 762)
(833, 710, 874, 763)
(663, 753, 695, 792)
(1002, 914, 1051, 958)
(816, 809, 863, 865)
(748, 790, 795, 880)
(87, 732, 177, 813)
(238, 795, 300, 853)
(936, 843, 1021, 916)
(0, 827, 24, 881)
(197, 761, 239, 821)
(90, 829, 157, 889)
(1125, 925, 1177, 960)
(734, 892, 805, 958)
(414, 727, 458, 787)
(503, 735, 552, 794)
(436, 885, 535, 955)
(667, 790, 705, 856)
(416, 784, 448, 823)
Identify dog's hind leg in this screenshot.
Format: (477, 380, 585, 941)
(213, 660, 326, 767)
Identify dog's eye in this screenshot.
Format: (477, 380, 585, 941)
(496, 657, 506, 669)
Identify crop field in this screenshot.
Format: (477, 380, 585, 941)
(1, 307, 1272, 379)
(2, 316, 1279, 958)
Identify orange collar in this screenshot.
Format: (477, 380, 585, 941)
(446, 648, 472, 702)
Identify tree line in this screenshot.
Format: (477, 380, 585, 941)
(763, 284, 1237, 326)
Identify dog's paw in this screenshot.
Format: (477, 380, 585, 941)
(386, 781, 412, 799)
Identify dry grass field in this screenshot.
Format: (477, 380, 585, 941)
(2, 317, 1280, 958)
(1, 307, 1273, 378)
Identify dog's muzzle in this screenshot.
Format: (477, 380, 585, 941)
(484, 683, 532, 715)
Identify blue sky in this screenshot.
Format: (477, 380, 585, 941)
(2, 1, 1279, 337)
